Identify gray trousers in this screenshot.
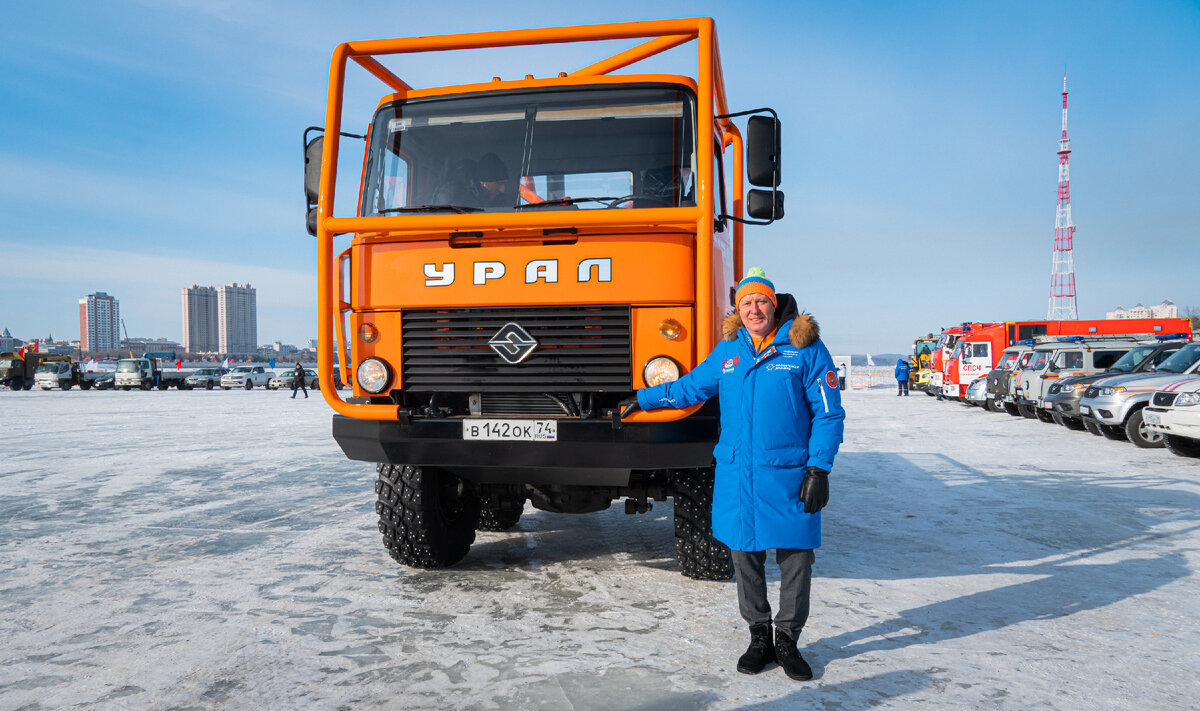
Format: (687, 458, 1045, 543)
(730, 548, 815, 639)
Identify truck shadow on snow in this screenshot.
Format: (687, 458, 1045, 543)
(807, 450, 1196, 665)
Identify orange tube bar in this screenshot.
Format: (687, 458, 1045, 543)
(571, 33, 696, 77)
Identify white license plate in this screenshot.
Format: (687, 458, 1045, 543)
(463, 419, 557, 442)
(1080, 406, 1091, 416)
(1043, 402, 1053, 410)
(1144, 413, 1161, 426)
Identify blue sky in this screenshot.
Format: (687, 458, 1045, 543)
(1, 0, 1197, 354)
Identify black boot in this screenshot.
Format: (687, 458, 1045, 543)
(774, 628, 813, 681)
(736, 623, 775, 674)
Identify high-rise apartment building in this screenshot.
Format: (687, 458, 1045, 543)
(79, 292, 120, 352)
(181, 285, 219, 353)
(217, 283, 257, 355)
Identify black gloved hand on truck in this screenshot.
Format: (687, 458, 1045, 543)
(617, 394, 641, 419)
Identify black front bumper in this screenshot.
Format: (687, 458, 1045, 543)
(332, 414, 719, 486)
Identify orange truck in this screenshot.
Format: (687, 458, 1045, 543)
(304, 19, 784, 578)
(940, 318, 1194, 400)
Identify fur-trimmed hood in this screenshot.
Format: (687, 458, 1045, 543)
(721, 292, 819, 349)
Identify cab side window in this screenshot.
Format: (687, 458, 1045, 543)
(1092, 351, 1125, 370)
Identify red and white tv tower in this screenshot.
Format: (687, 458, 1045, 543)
(1047, 73, 1078, 320)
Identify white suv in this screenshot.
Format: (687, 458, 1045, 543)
(220, 365, 271, 390)
(1143, 379, 1200, 458)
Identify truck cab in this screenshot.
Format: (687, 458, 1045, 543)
(34, 358, 80, 390)
(115, 358, 157, 390)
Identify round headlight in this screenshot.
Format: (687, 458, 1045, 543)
(643, 356, 681, 387)
(356, 358, 391, 394)
(659, 318, 683, 340)
(358, 323, 379, 343)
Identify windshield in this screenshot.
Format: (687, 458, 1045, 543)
(937, 332, 959, 350)
(1156, 342, 1200, 373)
(1027, 351, 1049, 370)
(1108, 346, 1157, 373)
(996, 351, 1019, 369)
(116, 361, 141, 373)
(231, 366, 253, 374)
(361, 86, 697, 215)
(1017, 352, 1033, 368)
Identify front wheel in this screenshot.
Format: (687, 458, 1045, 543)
(673, 468, 733, 581)
(1100, 423, 1128, 441)
(62, 382, 72, 391)
(1061, 416, 1086, 431)
(206, 381, 214, 390)
(1164, 434, 1200, 458)
(375, 464, 480, 569)
(1017, 403, 1038, 419)
(1124, 410, 1164, 448)
(244, 380, 253, 390)
(1083, 417, 1104, 436)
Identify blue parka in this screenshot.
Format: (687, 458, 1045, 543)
(895, 359, 911, 380)
(638, 295, 846, 552)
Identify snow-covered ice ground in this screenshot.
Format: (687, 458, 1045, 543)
(1, 387, 1197, 710)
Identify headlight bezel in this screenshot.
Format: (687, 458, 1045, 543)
(1176, 392, 1200, 407)
(643, 356, 682, 388)
(356, 358, 392, 394)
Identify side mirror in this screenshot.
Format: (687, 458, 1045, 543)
(746, 189, 785, 220)
(304, 133, 323, 237)
(746, 115, 781, 188)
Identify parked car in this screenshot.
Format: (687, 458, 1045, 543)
(268, 368, 319, 390)
(1143, 379, 1200, 458)
(183, 367, 228, 390)
(986, 344, 1034, 415)
(1043, 336, 1190, 431)
(220, 365, 272, 390)
(1012, 338, 1137, 422)
(964, 376, 989, 407)
(92, 372, 116, 390)
(1078, 341, 1200, 447)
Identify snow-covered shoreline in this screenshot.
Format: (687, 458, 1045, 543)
(2, 389, 1196, 709)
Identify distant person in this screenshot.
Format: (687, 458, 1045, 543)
(291, 363, 308, 399)
(432, 152, 510, 208)
(895, 358, 910, 396)
(837, 362, 847, 391)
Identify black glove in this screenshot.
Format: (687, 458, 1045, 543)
(618, 394, 641, 419)
(799, 466, 829, 514)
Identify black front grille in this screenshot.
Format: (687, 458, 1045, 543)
(401, 305, 632, 393)
(1084, 386, 1100, 398)
(1153, 392, 1178, 407)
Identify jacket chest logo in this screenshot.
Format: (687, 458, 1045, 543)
(722, 356, 740, 373)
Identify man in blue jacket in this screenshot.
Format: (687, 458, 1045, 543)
(621, 268, 845, 681)
(895, 358, 910, 396)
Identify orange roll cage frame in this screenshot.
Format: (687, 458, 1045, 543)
(315, 18, 743, 420)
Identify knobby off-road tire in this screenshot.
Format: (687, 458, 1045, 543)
(1164, 434, 1200, 458)
(476, 484, 525, 532)
(375, 464, 480, 569)
(1124, 409, 1164, 448)
(673, 467, 733, 581)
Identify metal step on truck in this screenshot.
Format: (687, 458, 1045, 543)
(305, 18, 785, 579)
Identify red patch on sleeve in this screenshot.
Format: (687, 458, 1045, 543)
(825, 370, 838, 388)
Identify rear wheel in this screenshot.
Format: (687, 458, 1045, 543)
(1164, 434, 1200, 458)
(8, 377, 23, 391)
(673, 468, 733, 581)
(80, 381, 92, 391)
(476, 484, 526, 532)
(375, 464, 480, 568)
(1083, 417, 1104, 436)
(1124, 410, 1164, 448)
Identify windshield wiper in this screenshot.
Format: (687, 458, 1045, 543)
(379, 204, 484, 214)
(513, 196, 623, 210)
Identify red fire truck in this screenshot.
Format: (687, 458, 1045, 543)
(929, 324, 977, 397)
(940, 318, 1194, 399)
